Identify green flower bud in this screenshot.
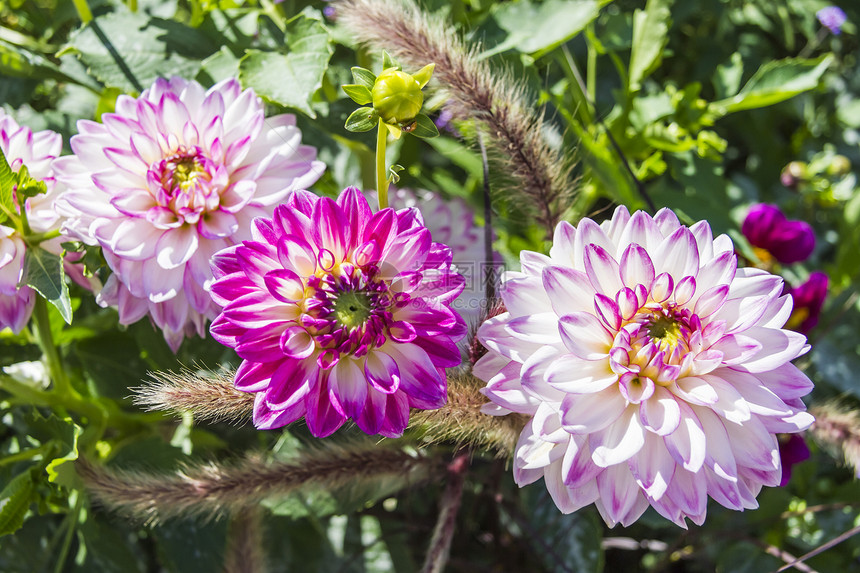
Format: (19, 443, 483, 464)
(372, 69, 424, 124)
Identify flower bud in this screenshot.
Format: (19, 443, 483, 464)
(372, 69, 424, 124)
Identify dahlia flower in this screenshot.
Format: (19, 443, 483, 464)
(0, 111, 65, 333)
(786, 271, 828, 334)
(388, 188, 497, 330)
(209, 187, 466, 437)
(741, 203, 815, 265)
(778, 433, 810, 487)
(54, 77, 324, 350)
(474, 206, 814, 527)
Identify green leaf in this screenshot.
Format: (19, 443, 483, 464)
(0, 472, 34, 536)
(629, 0, 673, 92)
(63, 10, 216, 93)
(239, 8, 333, 117)
(486, 0, 600, 59)
(0, 146, 15, 217)
(412, 63, 434, 88)
(344, 107, 379, 132)
(21, 247, 72, 324)
(342, 84, 373, 105)
(409, 113, 439, 139)
(710, 55, 833, 116)
(24, 412, 83, 488)
(382, 51, 399, 71)
(351, 66, 376, 89)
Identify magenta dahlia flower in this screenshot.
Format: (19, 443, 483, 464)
(778, 433, 810, 487)
(0, 111, 66, 332)
(474, 206, 814, 527)
(741, 203, 815, 265)
(786, 272, 828, 334)
(209, 187, 466, 437)
(54, 77, 324, 350)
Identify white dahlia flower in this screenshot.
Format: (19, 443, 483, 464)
(474, 206, 814, 527)
(0, 110, 66, 332)
(54, 77, 325, 350)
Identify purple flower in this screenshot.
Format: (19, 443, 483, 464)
(474, 206, 814, 527)
(778, 433, 811, 486)
(741, 204, 815, 265)
(0, 111, 68, 333)
(209, 187, 466, 437)
(786, 272, 828, 334)
(54, 77, 324, 351)
(817, 6, 847, 35)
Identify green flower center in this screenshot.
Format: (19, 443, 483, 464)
(333, 291, 373, 329)
(647, 315, 683, 349)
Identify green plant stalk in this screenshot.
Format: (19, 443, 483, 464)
(376, 122, 389, 208)
(32, 297, 108, 434)
(26, 229, 61, 246)
(71, 0, 93, 23)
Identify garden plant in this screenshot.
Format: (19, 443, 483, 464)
(0, 0, 859, 571)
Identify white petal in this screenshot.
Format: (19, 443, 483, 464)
(664, 402, 706, 472)
(558, 312, 613, 360)
(639, 386, 681, 435)
(560, 386, 626, 434)
(590, 406, 645, 467)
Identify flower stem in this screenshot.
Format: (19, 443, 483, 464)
(71, 0, 93, 23)
(376, 122, 389, 209)
(33, 297, 71, 397)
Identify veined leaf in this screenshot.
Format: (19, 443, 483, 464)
(239, 8, 333, 117)
(0, 472, 34, 537)
(710, 55, 833, 116)
(629, 0, 673, 92)
(485, 0, 600, 59)
(0, 146, 14, 216)
(22, 247, 72, 324)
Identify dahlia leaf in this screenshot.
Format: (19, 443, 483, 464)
(629, 0, 673, 93)
(485, 0, 600, 59)
(21, 247, 72, 324)
(409, 114, 440, 139)
(64, 11, 215, 93)
(382, 51, 400, 71)
(239, 9, 333, 118)
(25, 411, 82, 488)
(0, 472, 34, 537)
(0, 146, 14, 217)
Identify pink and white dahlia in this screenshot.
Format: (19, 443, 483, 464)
(474, 206, 814, 527)
(53, 76, 324, 350)
(389, 188, 497, 330)
(0, 111, 65, 333)
(209, 187, 466, 437)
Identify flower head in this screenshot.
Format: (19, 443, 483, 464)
(0, 111, 66, 333)
(741, 203, 815, 265)
(209, 187, 466, 437)
(54, 77, 324, 350)
(817, 6, 847, 35)
(786, 271, 828, 334)
(474, 206, 814, 527)
(778, 433, 811, 487)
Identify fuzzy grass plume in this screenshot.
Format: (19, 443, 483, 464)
(80, 442, 439, 524)
(133, 367, 254, 424)
(335, 0, 574, 230)
(409, 370, 526, 456)
(810, 401, 860, 477)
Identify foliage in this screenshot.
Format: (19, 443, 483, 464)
(0, 0, 859, 571)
